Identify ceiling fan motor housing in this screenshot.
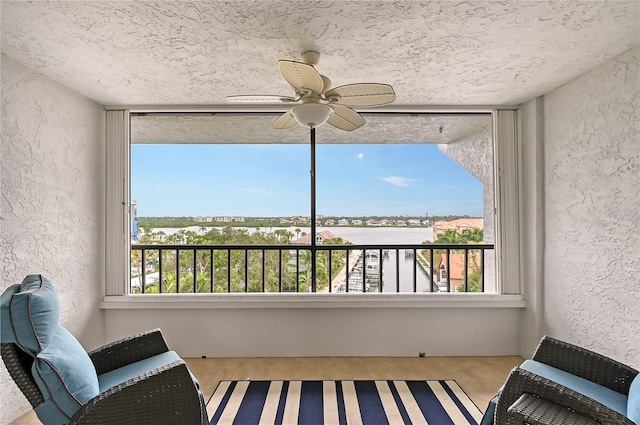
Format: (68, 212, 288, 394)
(301, 50, 320, 65)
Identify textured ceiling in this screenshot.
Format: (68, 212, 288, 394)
(2, 1, 638, 107)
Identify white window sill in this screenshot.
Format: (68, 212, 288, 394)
(101, 293, 526, 309)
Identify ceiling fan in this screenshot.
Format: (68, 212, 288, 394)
(226, 51, 396, 131)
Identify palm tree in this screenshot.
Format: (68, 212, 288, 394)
(273, 229, 294, 243)
(435, 229, 463, 244)
(460, 228, 483, 243)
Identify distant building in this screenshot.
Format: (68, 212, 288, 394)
(366, 219, 379, 226)
(194, 216, 214, 222)
(324, 219, 335, 226)
(408, 219, 421, 226)
(351, 219, 363, 225)
(379, 219, 390, 226)
(338, 218, 349, 226)
(433, 218, 484, 239)
(210, 216, 246, 222)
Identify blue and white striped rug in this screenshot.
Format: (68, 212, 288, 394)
(207, 380, 483, 424)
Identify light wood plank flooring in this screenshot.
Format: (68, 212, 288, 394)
(10, 356, 522, 424)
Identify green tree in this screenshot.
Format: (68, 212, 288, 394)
(460, 228, 483, 243)
(422, 228, 484, 245)
(434, 229, 462, 244)
(274, 229, 294, 243)
(131, 226, 355, 294)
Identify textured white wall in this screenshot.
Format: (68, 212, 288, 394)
(438, 123, 496, 292)
(105, 306, 523, 358)
(1, 55, 106, 423)
(541, 46, 639, 367)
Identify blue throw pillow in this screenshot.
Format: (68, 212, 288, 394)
(0, 284, 21, 344)
(32, 327, 99, 424)
(10, 275, 60, 354)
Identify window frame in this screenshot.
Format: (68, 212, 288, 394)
(105, 106, 521, 299)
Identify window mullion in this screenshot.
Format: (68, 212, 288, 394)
(310, 127, 317, 292)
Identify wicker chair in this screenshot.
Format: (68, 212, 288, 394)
(1, 275, 207, 425)
(2, 328, 208, 425)
(482, 336, 639, 425)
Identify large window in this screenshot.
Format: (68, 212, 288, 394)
(105, 109, 520, 297)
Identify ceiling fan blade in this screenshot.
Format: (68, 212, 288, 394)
(273, 111, 298, 129)
(327, 104, 366, 131)
(278, 60, 324, 95)
(226, 95, 297, 103)
(325, 83, 396, 107)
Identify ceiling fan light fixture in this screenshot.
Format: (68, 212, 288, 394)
(290, 103, 334, 128)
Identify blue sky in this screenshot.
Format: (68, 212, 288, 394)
(131, 143, 483, 217)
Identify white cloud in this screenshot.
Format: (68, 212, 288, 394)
(380, 176, 413, 187)
(356, 153, 364, 160)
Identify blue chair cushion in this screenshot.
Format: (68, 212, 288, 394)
(627, 373, 640, 423)
(8, 275, 60, 354)
(32, 327, 99, 424)
(98, 351, 183, 392)
(98, 351, 207, 424)
(521, 360, 628, 416)
(98, 351, 201, 392)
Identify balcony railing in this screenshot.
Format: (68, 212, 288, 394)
(130, 243, 494, 294)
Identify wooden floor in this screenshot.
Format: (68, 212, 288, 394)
(10, 355, 522, 424)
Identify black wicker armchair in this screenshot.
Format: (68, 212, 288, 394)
(1, 275, 208, 425)
(2, 329, 208, 425)
(482, 336, 639, 425)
